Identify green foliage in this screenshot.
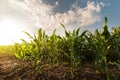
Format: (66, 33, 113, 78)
(0, 45, 14, 56)
(11, 17, 120, 79)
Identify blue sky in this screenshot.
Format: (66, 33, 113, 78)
(91, 0, 120, 30)
(0, 0, 120, 45)
(43, 0, 120, 31)
(44, 0, 120, 31)
(102, 0, 120, 27)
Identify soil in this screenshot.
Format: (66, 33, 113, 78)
(0, 55, 120, 80)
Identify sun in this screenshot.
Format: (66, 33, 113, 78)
(0, 17, 28, 45)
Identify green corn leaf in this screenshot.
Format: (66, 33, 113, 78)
(21, 39, 27, 43)
(72, 29, 75, 36)
(65, 31, 70, 38)
(52, 29, 56, 35)
(33, 33, 37, 43)
(60, 23, 66, 30)
(94, 29, 99, 37)
(38, 28, 42, 41)
(80, 30, 87, 37)
(76, 28, 80, 36)
(104, 17, 108, 26)
(14, 53, 21, 59)
(57, 35, 62, 39)
(23, 31, 33, 40)
(101, 25, 110, 40)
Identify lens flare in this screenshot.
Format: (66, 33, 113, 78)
(0, 17, 28, 45)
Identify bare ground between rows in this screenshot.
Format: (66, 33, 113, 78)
(0, 55, 120, 80)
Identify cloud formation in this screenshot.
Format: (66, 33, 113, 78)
(9, 0, 105, 34)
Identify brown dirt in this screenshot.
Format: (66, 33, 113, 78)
(0, 55, 120, 80)
(0, 55, 20, 70)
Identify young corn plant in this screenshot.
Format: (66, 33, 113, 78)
(0, 45, 14, 56)
(74, 29, 97, 63)
(61, 23, 82, 78)
(13, 43, 25, 60)
(107, 27, 120, 62)
(45, 29, 63, 66)
(12, 17, 120, 80)
(90, 17, 110, 80)
(13, 28, 47, 67)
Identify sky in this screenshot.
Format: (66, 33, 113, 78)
(0, 0, 120, 45)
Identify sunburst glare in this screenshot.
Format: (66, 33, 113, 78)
(0, 17, 28, 45)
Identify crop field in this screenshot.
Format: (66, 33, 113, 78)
(0, 18, 120, 80)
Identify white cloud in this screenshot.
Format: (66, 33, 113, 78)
(8, 0, 105, 34)
(54, 1, 59, 7)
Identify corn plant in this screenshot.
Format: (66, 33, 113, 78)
(0, 45, 14, 56)
(61, 23, 84, 78)
(12, 17, 120, 80)
(89, 17, 110, 80)
(44, 29, 63, 66)
(107, 27, 120, 62)
(14, 29, 45, 61)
